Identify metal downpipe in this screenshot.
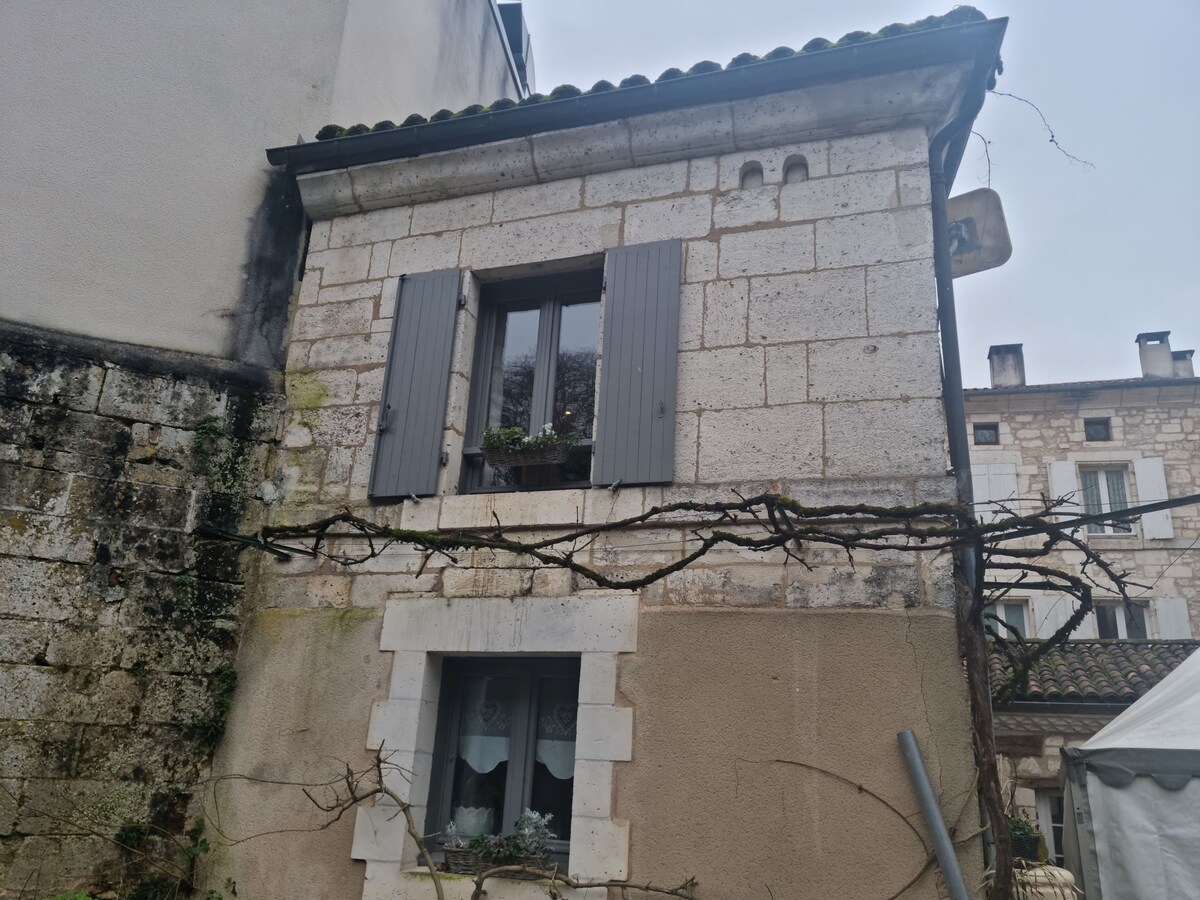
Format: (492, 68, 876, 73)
(899, 730, 971, 900)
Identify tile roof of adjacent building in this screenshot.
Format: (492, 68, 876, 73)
(991, 640, 1200, 704)
(267, 8, 1006, 176)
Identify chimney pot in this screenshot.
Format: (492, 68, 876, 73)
(988, 344, 1025, 388)
(1173, 349, 1195, 379)
(1136, 331, 1174, 378)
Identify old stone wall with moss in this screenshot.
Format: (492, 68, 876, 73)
(0, 323, 281, 899)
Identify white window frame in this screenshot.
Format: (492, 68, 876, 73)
(1092, 600, 1149, 640)
(1078, 465, 1133, 535)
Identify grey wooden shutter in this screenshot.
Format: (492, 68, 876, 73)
(369, 269, 460, 498)
(593, 240, 682, 486)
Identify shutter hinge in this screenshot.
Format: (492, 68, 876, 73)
(457, 293, 467, 308)
(601, 278, 607, 292)
(439, 451, 450, 467)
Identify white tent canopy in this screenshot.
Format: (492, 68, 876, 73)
(1061, 648, 1200, 898)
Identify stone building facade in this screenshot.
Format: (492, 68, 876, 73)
(967, 334, 1200, 864)
(207, 19, 1008, 900)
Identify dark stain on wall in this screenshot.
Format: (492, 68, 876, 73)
(229, 167, 307, 370)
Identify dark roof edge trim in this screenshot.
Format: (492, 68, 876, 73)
(267, 19, 1006, 177)
(966, 376, 1200, 396)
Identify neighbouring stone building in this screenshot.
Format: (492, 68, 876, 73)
(967, 334, 1200, 865)
(0, 3, 533, 896)
(204, 12, 1009, 900)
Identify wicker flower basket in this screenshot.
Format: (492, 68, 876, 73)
(481, 445, 571, 468)
(1011, 833, 1041, 862)
(443, 847, 549, 879)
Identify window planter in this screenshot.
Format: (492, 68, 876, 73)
(481, 445, 572, 469)
(443, 848, 549, 879)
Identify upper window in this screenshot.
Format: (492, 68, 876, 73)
(1084, 417, 1112, 441)
(985, 599, 1028, 638)
(427, 657, 580, 862)
(1095, 602, 1148, 640)
(973, 422, 1000, 445)
(1080, 466, 1132, 534)
(464, 271, 602, 492)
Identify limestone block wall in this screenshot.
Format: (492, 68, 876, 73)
(966, 385, 1200, 631)
(0, 325, 280, 898)
(210, 125, 982, 899)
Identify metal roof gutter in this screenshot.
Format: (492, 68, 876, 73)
(266, 18, 1006, 178)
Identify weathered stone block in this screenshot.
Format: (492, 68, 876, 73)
(765, 344, 809, 405)
(316, 280, 385, 306)
(329, 206, 412, 248)
(0, 621, 49, 664)
(624, 195, 712, 245)
(630, 104, 734, 163)
(0, 511, 94, 564)
(703, 279, 749, 348)
(308, 333, 392, 369)
(408, 193, 493, 235)
(786, 562, 919, 608)
(662, 565, 784, 606)
(302, 405, 370, 448)
(0, 558, 84, 621)
(493, 179, 581, 221)
(291, 298, 375, 341)
(808, 334, 941, 402)
(828, 127, 928, 174)
(780, 170, 899, 222)
(585, 161, 688, 207)
(0, 352, 104, 413)
(865, 259, 938, 336)
(748, 269, 867, 343)
(697, 404, 823, 482)
(67, 476, 192, 529)
(98, 369, 225, 431)
(824, 398, 946, 478)
(815, 208, 932, 268)
(0, 463, 70, 514)
(459, 207, 621, 271)
(713, 186, 779, 229)
(575, 706, 632, 762)
(677, 347, 763, 411)
(897, 166, 931, 206)
(440, 567, 533, 599)
(684, 239, 718, 284)
(387, 232, 461, 276)
(677, 284, 703, 352)
(140, 674, 212, 725)
(719, 225, 814, 277)
(688, 156, 719, 191)
(308, 245, 372, 285)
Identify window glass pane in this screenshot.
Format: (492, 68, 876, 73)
(450, 675, 518, 837)
(1096, 605, 1120, 639)
(553, 301, 600, 440)
(1106, 469, 1131, 532)
(1126, 604, 1149, 639)
(530, 676, 577, 842)
(1084, 418, 1111, 441)
(973, 423, 999, 445)
(1080, 469, 1103, 533)
(489, 308, 541, 432)
(1002, 603, 1027, 638)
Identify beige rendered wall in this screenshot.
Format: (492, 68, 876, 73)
(203, 607, 392, 900)
(618, 609, 980, 899)
(0, 1, 519, 363)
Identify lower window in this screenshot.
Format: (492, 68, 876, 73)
(1095, 602, 1149, 639)
(427, 657, 580, 861)
(1036, 789, 1065, 867)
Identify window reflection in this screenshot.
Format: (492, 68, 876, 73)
(489, 308, 540, 432)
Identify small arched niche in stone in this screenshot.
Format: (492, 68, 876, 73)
(783, 155, 809, 184)
(739, 161, 764, 190)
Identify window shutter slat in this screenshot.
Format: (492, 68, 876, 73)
(369, 269, 460, 498)
(1133, 456, 1174, 539)
(593, 240, 681, 486)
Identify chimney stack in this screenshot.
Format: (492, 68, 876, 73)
(988, 344, 1026, 388)
(1136, 332, 1174, 378)
(1173, 349, 1195, 378)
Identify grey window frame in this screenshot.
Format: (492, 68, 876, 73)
(426, 656, 581, 863)
(973, 422, 1000, 445)
(462, 269, 603, 492)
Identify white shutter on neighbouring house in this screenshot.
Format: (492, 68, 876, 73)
(1029, 594, 1076, 640)
(970, 463, 1019, 522)
(1155, 597, 1193, 638)
(1132, 457, 1174, 539)
(1047, 460, 1080, 514)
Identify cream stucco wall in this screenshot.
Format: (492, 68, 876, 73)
(0, 1, 520, 364)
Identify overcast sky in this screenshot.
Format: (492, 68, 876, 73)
(519, 1, 1199, 388)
